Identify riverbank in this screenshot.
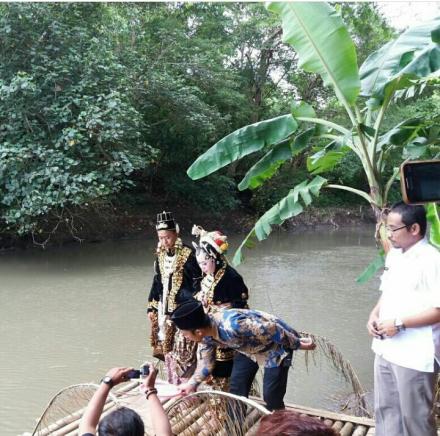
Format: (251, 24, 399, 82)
(0, 204, 375, 251)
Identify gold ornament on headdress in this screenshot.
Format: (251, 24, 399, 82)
(192, 225, 229, 255)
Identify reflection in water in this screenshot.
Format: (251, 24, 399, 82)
(0, 227, 379, 435)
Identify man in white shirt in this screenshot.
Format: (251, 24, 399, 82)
(367, 201, 440, 436)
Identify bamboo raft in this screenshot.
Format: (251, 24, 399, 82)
(26, 379, 377, 436)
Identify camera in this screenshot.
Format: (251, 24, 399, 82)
(126, 364, 150, 379)
(400, 160, 440, 204)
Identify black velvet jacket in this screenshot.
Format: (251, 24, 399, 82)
(208, 264, 249, 309)
(203, 264, 249, 377)
(147, 244, 201, 314)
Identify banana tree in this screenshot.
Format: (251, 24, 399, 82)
(187, 2, 440, 278)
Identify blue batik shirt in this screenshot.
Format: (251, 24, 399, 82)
(189, 308, 301, 387)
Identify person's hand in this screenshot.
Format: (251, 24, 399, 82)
(141, 363, 158, 391)
(148, 312, 155, 321)
(104, 367, 133, 386)
(299, 337, 316, 351)
(178, 382, 197, 396)
(376, 319, 398, 338)
(367, 316, 383, 338)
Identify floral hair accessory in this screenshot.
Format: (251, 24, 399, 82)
(192, 225, 228, 257)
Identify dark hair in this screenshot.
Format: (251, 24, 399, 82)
(98, 407, 145, 436)
(389, 201, 427, 236)
(257, 410, 339, 436)
(191, 314, 211, 331)
(196, 244, 224, 264)
(189, 317, 211, 334)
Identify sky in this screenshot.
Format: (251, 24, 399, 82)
(377, 1, 440, 29)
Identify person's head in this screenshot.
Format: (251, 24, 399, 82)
(386, 201, 426, 251)
(257, 410, 338, 436)
(196, 249, 216, 275)
(157, 229, 178, 250)
(156, 211, 178, 250)
(98, 406, 144, 436)
(171, 300, 211, 342)
(192, 225, 228, 274)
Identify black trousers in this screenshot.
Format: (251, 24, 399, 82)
(229, 351, 292, 410)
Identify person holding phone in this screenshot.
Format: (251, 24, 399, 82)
(79, 364, 172, 436)
(367, 201, 440, 436)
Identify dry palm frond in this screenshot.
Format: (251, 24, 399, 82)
(299, 331, 370, 417)
(249, 370, 262, 398)
(31, 383, 119, 436)
(165, 390, 271, 436)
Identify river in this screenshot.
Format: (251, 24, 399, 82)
(0, 226, 380, 435)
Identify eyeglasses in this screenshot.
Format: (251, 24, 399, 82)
(385, 224, 408, 234)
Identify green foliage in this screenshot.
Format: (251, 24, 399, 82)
(166, 174, 239, 214)
(0, 1, 436, 249)
(338, 3, 396, 65)
(188, 1, 440, 266)
(267, 2, 360, 107)
(427, 203, 440, 249)
(187, 115, 298, 180)
(232, 176, 327, 265)
(249, 164, 308, 213)
(360, 17, 440, 107)
(238, 128, 315, 190)
(356, 250, 385, 283)
(0, 4, 154, 235)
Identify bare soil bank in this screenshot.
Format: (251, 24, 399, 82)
(0, 204, 375, 251)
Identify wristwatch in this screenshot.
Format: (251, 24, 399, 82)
(394, 318, 406, 333)
(101, 376, 114, 388)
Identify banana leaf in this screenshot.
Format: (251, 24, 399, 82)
(356, 250, 385, 283)
(402, 143, 428, 160)
(360, 17, 440, 104)
(187, 114, 298, 180)
(307, 149, 350, 175)
(427, 203, 440, 249)
(307, 134, 351, 174)
(376, 118, 425, 152)
(232, 176, 326, 265)
(267, 2, 360, 106)
(291, 101, 316, 119)
(238, 128, 315, 190)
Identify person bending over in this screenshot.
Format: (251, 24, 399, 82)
(172, 300, 316, 411)
(79, 364, 172, 436)
(168, 225, 257, 391)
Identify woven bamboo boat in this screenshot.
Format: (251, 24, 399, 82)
(26, 379, 377, 436)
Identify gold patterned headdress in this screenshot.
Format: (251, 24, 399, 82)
(156, 211, 179, 232)
(192, 225, 228, 258)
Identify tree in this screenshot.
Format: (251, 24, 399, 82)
(0, 4, 155, 242)
(187, 2, 440, 275)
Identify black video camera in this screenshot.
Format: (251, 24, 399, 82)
(400, 160, 440, 204)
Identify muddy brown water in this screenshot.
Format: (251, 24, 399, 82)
(0, 227, 379, 435)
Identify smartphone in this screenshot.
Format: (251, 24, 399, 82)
(126, 364, 150, 379)
(400, 160, 440, 204)
(126, 369, 141, 379)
